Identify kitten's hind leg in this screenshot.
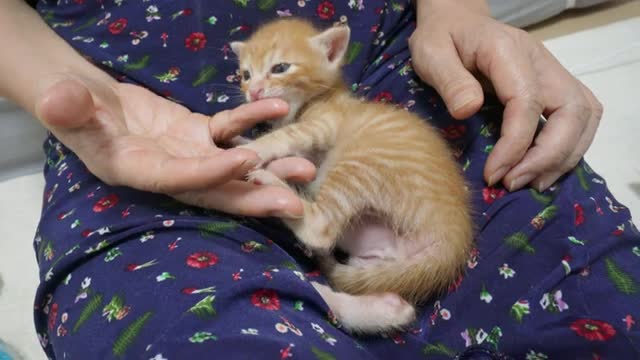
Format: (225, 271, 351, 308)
(310, 282, 416, 334)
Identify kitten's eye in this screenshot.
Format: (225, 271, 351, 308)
(270, 63, 291, 74)
(242, 70, 251, 81)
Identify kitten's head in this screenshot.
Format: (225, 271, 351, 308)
(231, 19, 350, 114)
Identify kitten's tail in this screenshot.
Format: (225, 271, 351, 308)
(327, 222, 473, 304)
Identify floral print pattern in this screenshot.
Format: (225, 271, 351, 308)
(32, 0, 639, 359)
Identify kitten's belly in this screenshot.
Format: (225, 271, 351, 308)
(337, 216, 421, 261)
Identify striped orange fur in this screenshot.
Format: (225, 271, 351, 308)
(231, 19, 473, 334)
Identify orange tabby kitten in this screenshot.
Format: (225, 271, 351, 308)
(231, 19, 473, 334)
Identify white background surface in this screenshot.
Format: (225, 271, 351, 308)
(1, 18, 639, 360)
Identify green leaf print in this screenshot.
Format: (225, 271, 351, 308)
(505, 232, 535, 254)
(529, 189, 553, 205)
(188, 295, 217, 318)
(345, 42, 364, 65)
(198, 221, 237, 237)
(510, 300, 530, 323)
(233, 0, 249, 7)
(73, 16, 97, 33)
(124, 55, 151, 71)
(189, 331, 218, 343)
(531, 205, 558, 230)
(257, 0, 277, 11)
(43, 11, 55, 22)
(605, 258, 638, 295)
(72, 293, 103, 333)
(280, 260, 300, 271)
(576, 166, 590, 191)
(102, 295, 131, 322)
(112, 311, 153, 357)
(423, 343, 457, 357)
(192, 65, 218, 87)
(567, 236, 586, 246)
(311, 346, 336, 360)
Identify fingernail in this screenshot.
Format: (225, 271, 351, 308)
(243, 158, 259, 169)
(488, 166, 509, 186)
(509, 173, 536, 192)
(270, 209, 304, 219)
(536, 180, 551, 193)
(452, 90, 479, 112)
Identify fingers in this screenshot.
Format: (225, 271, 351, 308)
(266, 157, 317, 184)
(474, 32, 544, 187)
(409, 32, 484, 119)
(502, 97, 594, 190)
(35, 78, 95, 129)
(484, 97, 542, 186)
(175, 180, 304, 219)
(210, 99, 289, 143)
(110, 147, 259, 194)
(529, 84, 602, 191)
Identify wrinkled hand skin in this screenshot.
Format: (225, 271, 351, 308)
(409, 0, 602, 192)
(36, 77, 316, 219)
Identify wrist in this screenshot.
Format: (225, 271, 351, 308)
(0, 0, 113, 116)
(416, 0, 490, 19)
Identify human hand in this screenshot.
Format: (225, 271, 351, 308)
(36, 76, 315, 218)
(409, 0, 602, 191)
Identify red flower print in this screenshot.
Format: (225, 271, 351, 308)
(168, 67, 180, 76)
(373, 91, 393, 103)
(93, 194, 119, 213)
(317, 1, 335, 20)
(185, 32, 207, 51)
(251, 289, 280, 310)
(570, 319, 616, 341)
(186, 251, 218, 269)
(48, 303, 58, 330)
(442, 125, 466, 140)
(182, 287, 197, 295)
(574, 203, 585, 225)
(108, 18, 128, 35)
(482, 187, 506, 204)
(183, 8, 193, 16)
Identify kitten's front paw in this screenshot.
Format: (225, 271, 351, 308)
(237, 143, 271, 169)
(247, 169, 288, 188)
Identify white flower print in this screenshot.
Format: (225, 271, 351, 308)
(498, 263, 516, 279)
(311, 323, 324, 334)
(241, 328, 259, 335)
(81, 277, 91, 289)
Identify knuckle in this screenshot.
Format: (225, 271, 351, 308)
(572, 102, 593, 123)
(592, 99, 604, 120)
(442, 77, 476, 97)
(494, 28, 522, 49)
(548, 147, 572, 167)
(565, 154, 582, 170)
(520, 93, 544, 115)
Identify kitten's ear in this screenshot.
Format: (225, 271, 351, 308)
(230, 41, 245, 56)
(311, 25, 351, 66)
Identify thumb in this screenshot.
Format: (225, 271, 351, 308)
(411, 35, 484, 119)
(35, 78, 95, 130)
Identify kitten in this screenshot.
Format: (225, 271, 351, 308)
(231, 19, 473, 334)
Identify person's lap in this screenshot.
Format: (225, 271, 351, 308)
(33, 2, 639, 359)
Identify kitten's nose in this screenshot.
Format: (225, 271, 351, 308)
(249, 88, 264, 101)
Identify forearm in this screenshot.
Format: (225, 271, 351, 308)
(0, 0, 114, 116)
(415, 0, 490, 19)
